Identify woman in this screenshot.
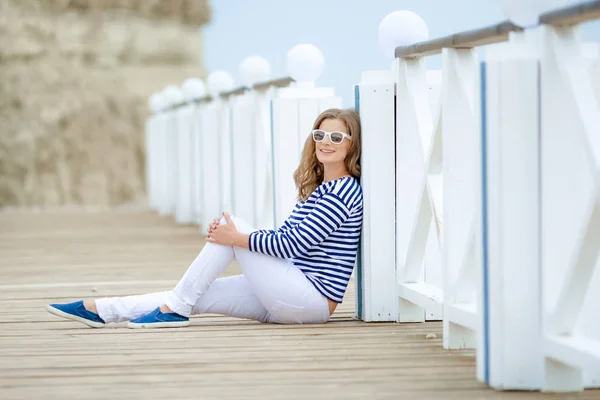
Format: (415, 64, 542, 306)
(47, 108, 363, 328)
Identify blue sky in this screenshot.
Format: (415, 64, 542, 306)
(202, 0, 599, 106)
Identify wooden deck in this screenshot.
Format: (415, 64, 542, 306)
(0, 210, 598, 399)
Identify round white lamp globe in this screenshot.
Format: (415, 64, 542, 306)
(161, 85, 184, 108)
(286, 44, 324, 87)
(378, 10, 429, 59)
(181, 77, 207, 102)
(501, 0, 568, 27)
(239, 56, 271, 87)
(207, 70, 235, 97)
(149, 93, 163, 113)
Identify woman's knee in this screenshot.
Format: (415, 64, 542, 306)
(221, 215, 254, 234)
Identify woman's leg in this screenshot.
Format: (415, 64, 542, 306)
(95, 275, 269, 324)
(223, 217, 331, 324)
(190, 275, 269, 322)
(164, 236, 237, 317)
(132, 215, 329, 325)
(96, 291, 169, 324)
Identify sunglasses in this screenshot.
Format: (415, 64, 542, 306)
(312, 129, 352, 145)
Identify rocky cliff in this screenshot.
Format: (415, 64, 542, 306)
(0, 0, 210, 208)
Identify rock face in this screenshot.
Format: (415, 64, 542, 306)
(0, 0, 210, 208)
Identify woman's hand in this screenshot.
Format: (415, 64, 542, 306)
(207, 212, 240, 246)
(207, 217, 221, 236)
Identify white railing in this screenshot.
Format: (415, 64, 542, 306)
(355, 0, 600, 393)
(144, 1, 600, 393)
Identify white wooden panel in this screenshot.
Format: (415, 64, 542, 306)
(319, 96, 343, 112)
(484, 53, 544, 390)
(424, 220, 443, 320)
(270, 98, 301, 228)
(425, 72, 444, 321)
(397, 282, 443, 316)
(395, 58, 443, 323)
(155, 112, 172, 216)
(174, 105, 196, 224)
(254, 91, 273, 229)
(297, 99, 320, 152)
(145, 116, 159, 210)
(231, 94, 256, 223)
(544, 335, 600, 373)
(200, 103, 221, 231)
(218, 101, 233, 213)
(158, 111, 178, 216)
(441, 48, 479, 350)
(358, 80, 397, 322)
(191, 104, 203, 225)
(445, 303, 477, 331)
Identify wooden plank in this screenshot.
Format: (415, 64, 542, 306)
(253, 77, 294, 91)
(395, 21, 523, 59)
(540, 0, 600, 27)
(220, 86, 248, 98)
(0, 210, 598, 399)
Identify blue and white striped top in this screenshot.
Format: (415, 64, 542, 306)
(248, 176, 363, 303)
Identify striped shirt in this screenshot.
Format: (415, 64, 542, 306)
(248, 176, 363, 303)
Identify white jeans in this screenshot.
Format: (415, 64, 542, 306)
(96, 217, 331, 325)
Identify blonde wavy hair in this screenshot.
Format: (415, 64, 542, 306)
(293, 108, 361, 202)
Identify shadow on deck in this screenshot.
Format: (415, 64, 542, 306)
(0, 209, 597, 399)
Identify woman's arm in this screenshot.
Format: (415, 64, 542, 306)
(248, 192, 351, 259)
(233, 233, 250, 250)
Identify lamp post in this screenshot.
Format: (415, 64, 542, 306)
(239, 56, 271, 88)
(378, 10, 429, 60)
(286, 44, 324, 89)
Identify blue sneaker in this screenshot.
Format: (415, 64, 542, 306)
(127, 308, 190, 329)
(46, 301, 105, 328)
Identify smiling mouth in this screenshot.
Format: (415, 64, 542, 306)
(320, 149, 335, 155)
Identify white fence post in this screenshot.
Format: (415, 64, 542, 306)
(218, 98, 233, 214)
(230, 78, 288, 229)
(199, 100, 221, 230)
(477, 29, 544, 390)
(156, 86, 184, 216)
(231, 90, 257, 224)
(146, 93, 163, 212)
(441, 48, 480, 350)
(153, 112, 169, 215)
(174, 104, 196, 224)
(191, 101, 205, 226)
(395, 57, 444, 323)
(173, 78, 207, 225)
(253, 86, 276, 229)
(356, 70, 397, 322)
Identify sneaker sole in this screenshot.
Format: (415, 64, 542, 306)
(46, 305, 105, 328)
(127, 321, 190, 329)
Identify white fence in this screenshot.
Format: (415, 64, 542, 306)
(355, 1, 600, 393)
(145, 0, 600, 393)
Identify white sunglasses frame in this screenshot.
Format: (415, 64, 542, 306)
(311, 129, 352, 145)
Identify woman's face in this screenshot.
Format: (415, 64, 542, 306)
(314, 118, 351, 167)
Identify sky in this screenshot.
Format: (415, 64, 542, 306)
(202, 0, 600, 106)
